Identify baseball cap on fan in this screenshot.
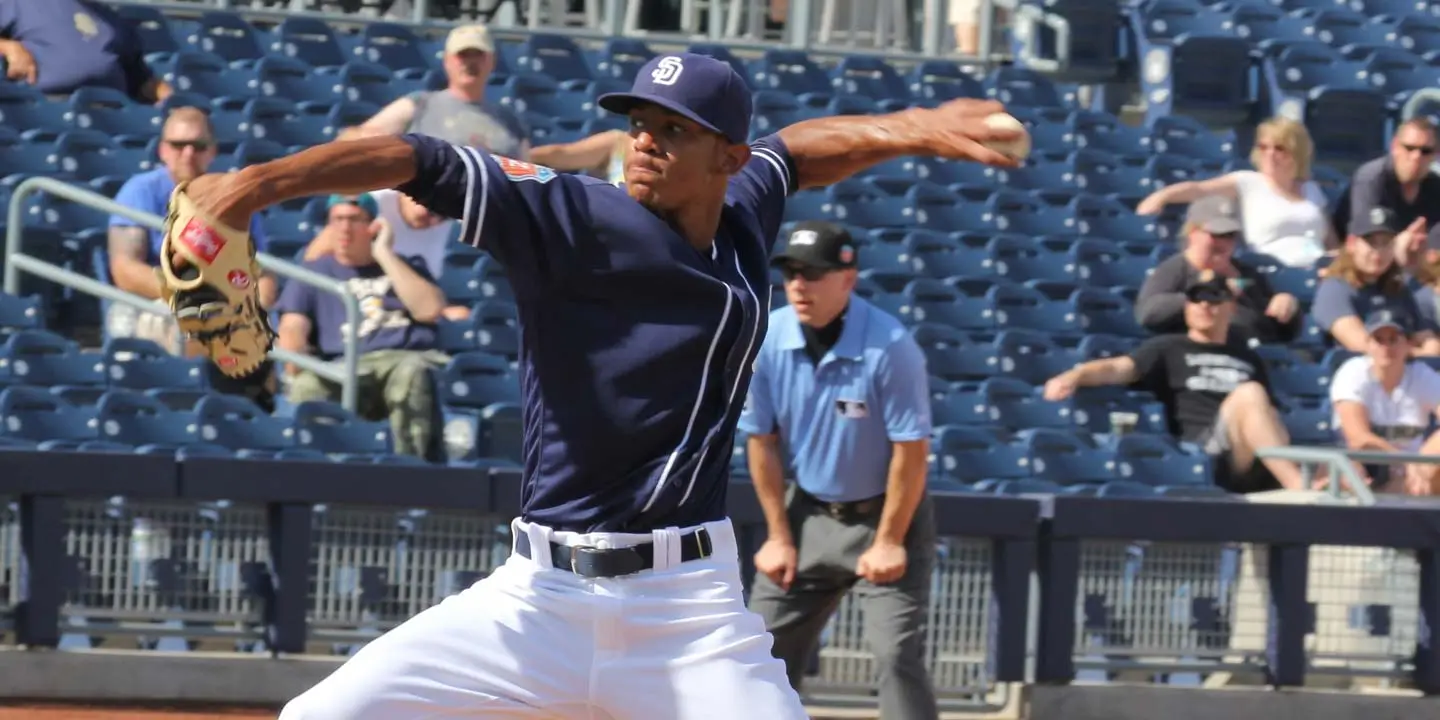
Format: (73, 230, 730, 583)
(445, 24, 493, 55)
(597, 53, 752, 145)
(1184, 195, 1243, 236)
(1364, 308, 1412, 336)
(771, 221, 859, 270)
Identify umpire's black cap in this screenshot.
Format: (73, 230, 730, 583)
(771, 221, 859, 270)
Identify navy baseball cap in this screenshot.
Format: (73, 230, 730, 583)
(1364, 308, 1412, 335)
(597, 53, 752, 145)
(1349, 205, 1401, 238)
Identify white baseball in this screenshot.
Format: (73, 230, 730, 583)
(981, 113, 1031, 161)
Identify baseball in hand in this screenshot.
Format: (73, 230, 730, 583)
(982, 113, 1031, 162)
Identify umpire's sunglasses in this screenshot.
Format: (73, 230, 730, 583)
(779, 264, 831, 282)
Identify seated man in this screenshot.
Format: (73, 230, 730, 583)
(1, 0, 172, 103)
(1044, 273, 1311, 493)
(273, 194, 449, 461)
(1135, 195, 1301, 345)
(1330, 310, 1440, 496)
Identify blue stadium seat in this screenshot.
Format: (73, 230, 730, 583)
(1070, 238, 1153, 288)
(1357, 47, 1440, 115)
(512, 34, 594, 82)
(0, 330, 103, 386)
(992, 283, 1081, 335)
(1259, 41, 1387, 171)
(0, 294, 42, 336)
(1297, 7, 1390, 57)
(472, 256, 515, 303)
(1070, 111, 1148, 158)
(1070, 385, 1169, 436)
(1145, 114, 1237, 165)
(165, 50, 252, 100)
(906, 231, 988, 279)
(909, 182, 997, 233)
(102, 337, 207, 391)
(906, 61, 985, 105)
(291, 401, 392, 456)
(994, 329, 1081, 386)
(1074, 287, 1145, 337)
(901, 278, 983, 329)
(1019, 428, 1117, 484)
(984, 67, 1071, 109)
(913, 323, 998, 381)
(441, 352, 521, 408)
(0, 385, 97, 444)
(272, 17, 350, 69)
(66, 87, 162, 146)
(186, 11, 268, 65)
(436, 317, 476, 354)
(245, 97, 333, 148)
(0, 82, 71, 139)
(1279, 396, 1334, 445)
(193, 394, 292, 451)
(147, 388, 215, 412)
(1070, 194, 1163, 244)
(95, 389, 200, 447)
(932, 425, 1030, 481)
(588, 39, 656, 84)
(355, 22, 434, 76)
(751, 90, 815, 136)
(54, 130, 151, 182)
(497, 73, 599, 123)
(1392, 15, 1440, 64)
(830, 57, 912, 111)
(329, 60, 404, 108)
(1127, 0, 1254, 127)
(471, 300, 521, 359)
(1011, 0, 1123, 85)
(980, 376, 1074, 431)
(249, 56, 342, 104)
(116, 4, 182, 57)
(749, 49, 833, 96)
(1255, 346, 1331, 400)
(1111, 432, 1213, 486)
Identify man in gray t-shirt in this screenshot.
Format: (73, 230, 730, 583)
(340, 24, 529, 159)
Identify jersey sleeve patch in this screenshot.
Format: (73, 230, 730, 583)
(494, 155, 558, 184)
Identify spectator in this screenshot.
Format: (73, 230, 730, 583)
(337, 24, 528, 158)
(1312, 206, 1440, 355)
(1336, 118, 1440, 250)
(740, 222, 938, 720)
(1043, 273, 1314, 493)
(1136, 117, 1335, 268)
(1135, 195, 1301, 344)
(1330, 309, 1440, 496)
(301, 189, 469, 321)
(274, 195, 449, 461)
(0, 0, 172, 103)
(529, 129, 627, 186)
(107, 107, 276, 346)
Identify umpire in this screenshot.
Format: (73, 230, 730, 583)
(740, 221, 938, 719)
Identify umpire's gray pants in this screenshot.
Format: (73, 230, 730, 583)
(748, 486, 938, 720)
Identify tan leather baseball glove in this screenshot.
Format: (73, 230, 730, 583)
(155, 181, 274, 379)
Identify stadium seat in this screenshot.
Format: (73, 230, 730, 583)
(440, 352, 521, 408)
(95, 389, 200, 447)
(355, 22, 434, 76)
(193, 394, 293, 451)
(471, 300, 521, 359)
(1127, 0, 1254, 128)
(0, 385, 97, 444)
(0, 330, 104, 387)
(102, 337, 208, 391)
(906, 61, 985, 105)
(588, 39, 656, 84)
(1111, 432, 1213, 487)
(913, 323, 997, 382)
(512, 34, 594, 83)
(186, 11, 269, 65)
(749, 49, 833, 96)
(1020, 428, 1117, 485)
(830, 57, 913, 111)
(994, 329, 1081, 386)
(117, 4, 182, 58)
(932, 425, 1030, 481)
(291, 401, 392, 456)
(0, 294, 42, 337)
(1259, 41, 1387, 171)
(272, 17, 350, 69)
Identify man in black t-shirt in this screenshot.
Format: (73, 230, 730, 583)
(1043, 274, 1307, 493)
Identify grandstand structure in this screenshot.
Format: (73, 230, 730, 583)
(0, 0, 1439, 718)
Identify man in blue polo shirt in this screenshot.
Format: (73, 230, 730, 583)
(0, 0, 172, 102)
(740, 221, 938, 720)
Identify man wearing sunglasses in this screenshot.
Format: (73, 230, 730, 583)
(1340, 118, 1440, 253)
(739, 221, 939, 720)
(1136, 195, 1301, 344)
(106, 107, 278, 404)
(1046, 272, 1313, 494)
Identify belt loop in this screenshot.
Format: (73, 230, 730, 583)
(524, 522, 554, 569)
(651, 527, 682, 571)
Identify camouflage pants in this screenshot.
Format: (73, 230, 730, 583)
(287, 349, 448, 461)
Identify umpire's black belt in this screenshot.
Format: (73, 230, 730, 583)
(515, 527, 715, 579)
(795, 487, 885, 523)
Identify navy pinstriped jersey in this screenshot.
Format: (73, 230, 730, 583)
(396, 133, 797, 533)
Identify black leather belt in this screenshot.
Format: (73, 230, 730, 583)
(796, 488, 885, 522)
(514, 528, 715, 579)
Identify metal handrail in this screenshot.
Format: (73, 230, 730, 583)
(2, 176, 361, 412)
(1252, 446, 1400, 505)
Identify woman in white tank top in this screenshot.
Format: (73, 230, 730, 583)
(1137, 117, 1336, 268)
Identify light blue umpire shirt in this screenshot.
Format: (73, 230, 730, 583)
(738, 296, 932, 502)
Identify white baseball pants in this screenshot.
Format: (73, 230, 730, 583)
(278, 518, 809, 719)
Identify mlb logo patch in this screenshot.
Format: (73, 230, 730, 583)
(494, 155, 557, 184)
(835, 399, 869, 419)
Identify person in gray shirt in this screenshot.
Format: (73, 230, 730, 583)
(339, 24, 529, 159)
(1313, 206, 1440, 355)
(1135, 196, 1302, 344)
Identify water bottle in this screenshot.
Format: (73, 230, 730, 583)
(130, 517, 163, 590)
